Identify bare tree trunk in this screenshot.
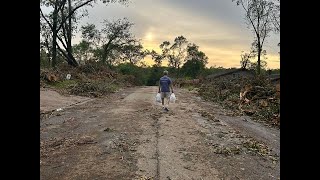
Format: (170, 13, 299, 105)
(177, 64, 180, 78)
(102, 39, 114, 65)
(52, 27, 57, 67)
(59, 0, 78, 67)
(66, 0, 78, 67)
(41, 0, 97, 67)
(67, 0, 73, 55)
(67, 53, 78, 67)
(51, 4, 58, 68)
(257, 44, 261, 75)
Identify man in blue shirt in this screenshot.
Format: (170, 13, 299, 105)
(158, 70, 174, 111)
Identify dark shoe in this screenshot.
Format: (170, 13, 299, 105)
(164, 107, 169, 112)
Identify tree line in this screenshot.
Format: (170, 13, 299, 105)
(40, 0, 280, 77)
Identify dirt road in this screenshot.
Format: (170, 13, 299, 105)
(40, 86, 280, 180)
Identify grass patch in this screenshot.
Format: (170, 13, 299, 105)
(242, 138, 270, 156)
(50, 80, 78, 89)
(214, 145, 242, 156)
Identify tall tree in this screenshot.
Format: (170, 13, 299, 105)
(232, 0, 275, 74)
(40, 0, 129, 67)
(40, 0, 66, 67)
(185, 43, 208, 65)
(56, 0, 88, 67)
(159, 41, 173, 66)
(100, 18, 137, 66)
(159, 35, 188, 72)
(80, 19, 140, 66)
(181, 43, 208, 78)
(171, 36, 188, 69)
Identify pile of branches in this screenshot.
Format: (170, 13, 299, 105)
(199, 76, 280, 128)
(40, 62, 134, 97)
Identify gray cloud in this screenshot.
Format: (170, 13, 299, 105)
(41, 0, 279, 68)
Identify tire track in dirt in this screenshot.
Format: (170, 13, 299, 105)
(155, 117, 160, 180)
(134, 87, 220, 179)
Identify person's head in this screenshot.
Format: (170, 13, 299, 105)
(163, 70, 168, 76)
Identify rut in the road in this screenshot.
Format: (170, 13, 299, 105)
(154, 116, 160, 180)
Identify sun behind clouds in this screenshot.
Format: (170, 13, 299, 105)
(144, 32, 153, 41)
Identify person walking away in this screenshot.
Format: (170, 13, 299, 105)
(158, 70, 174, 112)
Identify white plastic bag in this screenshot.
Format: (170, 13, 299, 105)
(170, 93, 176, 103)
(155, 93, 161, 103)
(66, 74, 71, 80)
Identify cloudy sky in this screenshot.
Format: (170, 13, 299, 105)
(42, 0, 280, 69)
